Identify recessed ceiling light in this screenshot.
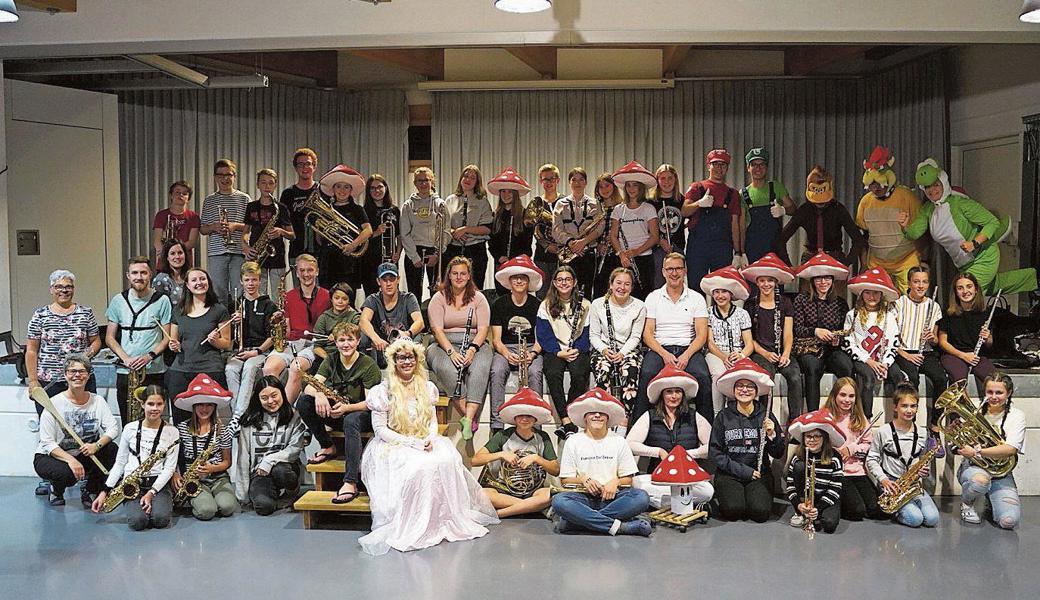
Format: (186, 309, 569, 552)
(495, 0, 552, 14)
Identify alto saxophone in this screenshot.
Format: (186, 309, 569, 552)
(103, 439, 180, 512)
(878, 440, 940, 514)
(272, 273, 288, 353)
(936, 379, 1018, 478)
(793, 329, 851, 357)
(126, 368, 146, 422)
(174, 424, 223, 504)
(299, 371, 349, 406)
(249, 200, 281, 259)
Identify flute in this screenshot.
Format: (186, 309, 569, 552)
(966, 288, 1002, 381)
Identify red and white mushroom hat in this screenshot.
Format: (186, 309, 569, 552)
(716, 358, 774, 398)
(787, 410, 846, 447)
(741, 252, 795, 285)
(847, 267, 899, 302)
(498, 387, 554, 425)
(611, 161, 657, 188)
(651, 445, 711, 486)
(173, 373, 233, 411)
(319, 164, 366, 197)
(486, 167, 532, 196)
(700, 265, 751, 301)
(494, 254, 545, 292)
(795, 252, 851, 281)
(647, 365, 700, 405)
(566, 387, 627, 428)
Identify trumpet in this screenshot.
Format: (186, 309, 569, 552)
(218, 207, 233, 246)
(508, 316, 532, 388)
(380, 211, 399, 263)
(303, 189, 368, 257)
(231, 288, 243, 352)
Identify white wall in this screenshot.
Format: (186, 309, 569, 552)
(1, 1, 1039, 59)
(0, 62, 10, 334)
(949, 45, 1040, 146)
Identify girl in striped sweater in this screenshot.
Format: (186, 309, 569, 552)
(785, 410, 845, 534)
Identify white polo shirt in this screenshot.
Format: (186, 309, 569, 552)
(645, 285, 708, 346)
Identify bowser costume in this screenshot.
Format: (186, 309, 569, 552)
(856, 146, 924, 292)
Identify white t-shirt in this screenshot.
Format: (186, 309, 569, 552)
(645, 286, 709, 346)
(560, 431, 639, 482)
(612, 202, 657, 256)
(987, 406, 1026, 454)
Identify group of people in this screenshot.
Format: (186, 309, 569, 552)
(25, 143, 1035, 554)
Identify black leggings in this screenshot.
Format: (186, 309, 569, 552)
(841, 475, 881, 521)
(713, 471, 775, 523)
(630, 254, 655, 301)
(789, 464, 840, 533)
(542, 352, 591, 422)
(894, 352, 947, 428)
(797, 347, 854, 412)
(851, 360, 904, 420)
(249, 462, 301, 515)
(33, 444, 118, 495)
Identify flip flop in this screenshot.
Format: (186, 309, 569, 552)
(331, 490, 360, 505)
(307, 450, 336, 465)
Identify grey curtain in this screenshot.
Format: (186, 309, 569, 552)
(118, 85, 409, 263)
(432, 54, 947, 254)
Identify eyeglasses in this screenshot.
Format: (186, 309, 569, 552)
(733, 382, 757, 391)
(295, 161, 315, 168)
(663, 267, 685, 273)
(215, 171, 235, 178)
(52, 284, 74, 292)
(803, 432, 825, 440)
(65, 368, 89, 375)
(554, 277, 574, 283)
(395, 355, 417, 364)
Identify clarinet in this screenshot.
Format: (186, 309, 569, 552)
(451, 307, 475, 401)
(616, 218, 642, 291)
(918, 286, 939, 350)
(966, 288, 1002, 381)
(566, 290, 585, 348)
(604, 296, 624, 398)
(505, 211, 513, 260)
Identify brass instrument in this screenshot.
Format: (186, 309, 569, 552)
(380, 211, 399, 264)
(300, 370, 349, 407)
(432, 203, 448, 294)
(558, 208, 607, 264)
(878, 439, 940, 514)
(936, 379, 1018, 478)
(218, 207, 233, 246)
(161, 217, 176, 245)
(303, 189, 368, 257)
(451, 308, 474, 402)
(231, 288, 243, 352)
(103, 439, 179, 513)
(523, 197, 554, 246)
(249, 200, 281, 260)
(803, 457, 816, 540)
(478, 449, 547, 497)
(126, 371, 146, 422)
(272, 273, 288, 353)
(793, 329, 851, 358)
(508, 316, 532, 388)
(174, 423, 223, 504)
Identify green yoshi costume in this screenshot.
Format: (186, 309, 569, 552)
(903, 158, 1036, 295)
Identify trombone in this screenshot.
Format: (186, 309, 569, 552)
(380, 211, 399, 264)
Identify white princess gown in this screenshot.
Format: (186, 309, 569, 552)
(359, 380, 498, 555)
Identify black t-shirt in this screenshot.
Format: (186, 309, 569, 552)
(491, 293, 540, 345)
(748, 295, 795, 353)
(363, 203, 401, 261)
(647, 194, 686, 250)
(938, 310, 989, 354)
(279, 183, 321, 259)
(245, 200, 292, 269)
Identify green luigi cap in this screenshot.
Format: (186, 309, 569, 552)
(745, 147, 769, 165)
(915, 158, 941, 187)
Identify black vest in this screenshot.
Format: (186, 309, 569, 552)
(645, 411, 700, 472)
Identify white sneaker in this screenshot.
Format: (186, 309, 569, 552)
(961, 503, 981, 524)
(789, 514, 805, 527)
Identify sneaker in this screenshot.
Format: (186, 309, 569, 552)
(790, 514, 805, 528)
(619, 518, 653, 537)
(35, 480, 50, 496)
(459, 417, 473, 441)
(927, 433, 946, 458)
(552, 515, 573, 534)
(554, 422, 578, 442)
(543, 506, 555, 521)
(28, 417, 40, 434)
(48, 487, 66, 506)
(961, 503, 981, 524)
(80, 489, 95, 509)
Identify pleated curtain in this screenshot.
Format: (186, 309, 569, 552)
(118, 85, 409, 263)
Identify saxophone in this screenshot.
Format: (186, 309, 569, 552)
(878, 440, 940, 514)
(103, 439, 180, 513)
(249, 200, 281, 260)
(299, 371, 349, 406)
(803, 457, 816, 540)
(174, 424, 222, 504)
(793, 328, 851, 357)
(936, 379, 1018, 478)
(558, 205, 607, 264)
(126, 368, 146, 422)
(272, 273, 288, 353)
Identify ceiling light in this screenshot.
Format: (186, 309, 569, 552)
(1022, 0, 1040, 22)
(495, 0, 551, 14)
(0, 0, 19, 23)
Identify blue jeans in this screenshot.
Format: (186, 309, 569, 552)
(207, 253, 245, 308)
(895, 493, 939, 528)
(551, 488, 650, 534)
(959, 464, 1021, 530)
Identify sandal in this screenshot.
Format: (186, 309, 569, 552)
(307, 449, 337, 465)
(331, 489, 360, 505)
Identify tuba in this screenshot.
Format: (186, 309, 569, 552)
(878, 440, 941, 514)
(303, 189, 368, 257)
(936, 379, 1018, 478)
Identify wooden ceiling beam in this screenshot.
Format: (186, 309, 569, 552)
(347, 48, 444, 79)
(19, 1, 76, 12)
(661, 45, 691, 76)
(505, 46, 558, 79)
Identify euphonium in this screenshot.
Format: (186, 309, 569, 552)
(303, 189, 368, 257)
(174, 424, 222, 504)
(936, 379, 1018, 478)
(478, 449, 546, 497)
(558, 209, 607, 264)
(249, 200, 281, 259)
(878, 441, 940, 514)
(272, 273, 288, 353)
(103, 439, 179, 513)
(522, 198, 554, 244)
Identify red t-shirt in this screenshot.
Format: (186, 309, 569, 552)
(285, 286, 331, 341)
(683, 180, 740, 229)
(153, 208, 201, 240)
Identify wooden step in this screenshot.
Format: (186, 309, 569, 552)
(307, 459, 346, 474)
(294, 490, 371, 529)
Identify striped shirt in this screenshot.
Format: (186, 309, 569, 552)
(894, 295, 942, 353)
(786, 454, 843, 508)
(176, 421, 233, 469)
(200, 190, 250, 255)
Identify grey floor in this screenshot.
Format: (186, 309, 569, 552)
(2, 476, 1035, 599)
